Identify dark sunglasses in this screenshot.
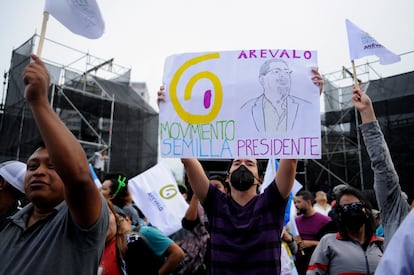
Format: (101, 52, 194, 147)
(340, 202, 364, 213)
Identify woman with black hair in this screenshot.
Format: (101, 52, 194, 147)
(306, 186, 384, 275)
(100, 172, 143, 229)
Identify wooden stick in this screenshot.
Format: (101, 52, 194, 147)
(36, 11, 49, 57)
(351, 60, 359, 89)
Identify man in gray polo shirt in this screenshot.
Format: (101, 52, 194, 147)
(0, 54, 109, 275)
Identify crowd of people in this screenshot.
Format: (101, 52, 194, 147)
(0, 54, 412, 275)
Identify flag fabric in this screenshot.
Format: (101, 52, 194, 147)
(261, 159, 303, 194)
(284, 193, 294, 226)
(261, 158, 279, 192)
(89, 163, 102, 188)
(128, 162, 189, 236)
(286, 210, 300, 237)
(345, 19, 400, 65)
(261, 159, 303, 231)
(44, 0, 105, 39)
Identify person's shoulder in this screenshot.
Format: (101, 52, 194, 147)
(139, 225, 158, 234)
(321, 232, 337, 239)
(313, 203, 321, 210)
(314, 211, 331, 219)
(140, 225, 170, 239)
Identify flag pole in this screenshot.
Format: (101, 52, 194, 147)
(351, 59, 365, 191)
(36, 11, 49, 57)
(351, 60, 359, 89)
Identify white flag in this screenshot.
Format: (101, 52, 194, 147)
(128, 162, 189, 236)
(345, 19, 400, 65)
(44, 0, 105, 39)
(261, 159, 302, 195)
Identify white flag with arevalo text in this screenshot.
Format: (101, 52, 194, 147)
(345, 19, 400, 65)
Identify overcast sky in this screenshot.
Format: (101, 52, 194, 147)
(1, 0, 413, 177)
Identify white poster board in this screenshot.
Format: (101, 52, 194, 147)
(160, 49, 321, 159)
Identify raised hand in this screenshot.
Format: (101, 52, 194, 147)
(311, 68, 324, 95)
(352, 87, 376, 123)
(157, 85, 166, 107)
(23, 54, 50, 105)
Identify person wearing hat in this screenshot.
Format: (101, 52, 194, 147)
(0, 160, 26, 230)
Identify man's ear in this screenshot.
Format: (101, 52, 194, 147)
(0, 179, 6, 191)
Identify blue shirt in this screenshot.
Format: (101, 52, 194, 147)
(139, 225, 174, 257)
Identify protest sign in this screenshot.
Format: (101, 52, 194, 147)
(160, 49, 321, 159)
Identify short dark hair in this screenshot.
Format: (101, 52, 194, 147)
(296, 190, 314, 202)
(27, 140, 46, 160)
(209, 174, 224, 184)
(226, 159, 265, 177)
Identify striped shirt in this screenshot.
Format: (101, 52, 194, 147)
(203, 181, 287, 275)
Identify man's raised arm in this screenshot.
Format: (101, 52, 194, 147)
(23, 54, 102, 228)
(181, 159, 210, 202)
(275, 159, 298, 199)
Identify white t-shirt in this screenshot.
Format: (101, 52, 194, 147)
(93, 152, 106, 171)
(313, 203, 331, 216)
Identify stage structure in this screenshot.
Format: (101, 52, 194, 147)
(307, 52, 414, 201)
(0, 35, 158, 179)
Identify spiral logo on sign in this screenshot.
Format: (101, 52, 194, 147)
(159, 184, 178, 199)
(170, 53, 223, 124)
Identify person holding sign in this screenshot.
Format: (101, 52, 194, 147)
(157, 71, 322, 274)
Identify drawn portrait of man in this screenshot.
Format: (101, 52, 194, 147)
(240, 59, 311, 137)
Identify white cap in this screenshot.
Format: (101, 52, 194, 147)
(0, 161, 26, 194)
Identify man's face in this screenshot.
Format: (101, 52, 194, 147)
(24, 147, 65, 208)
(294, 195, 310, 215)
(260, 61, 291, 103)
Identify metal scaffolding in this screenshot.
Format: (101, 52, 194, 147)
(303, 51, 414, 193)
(0, 34, 159, 178)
